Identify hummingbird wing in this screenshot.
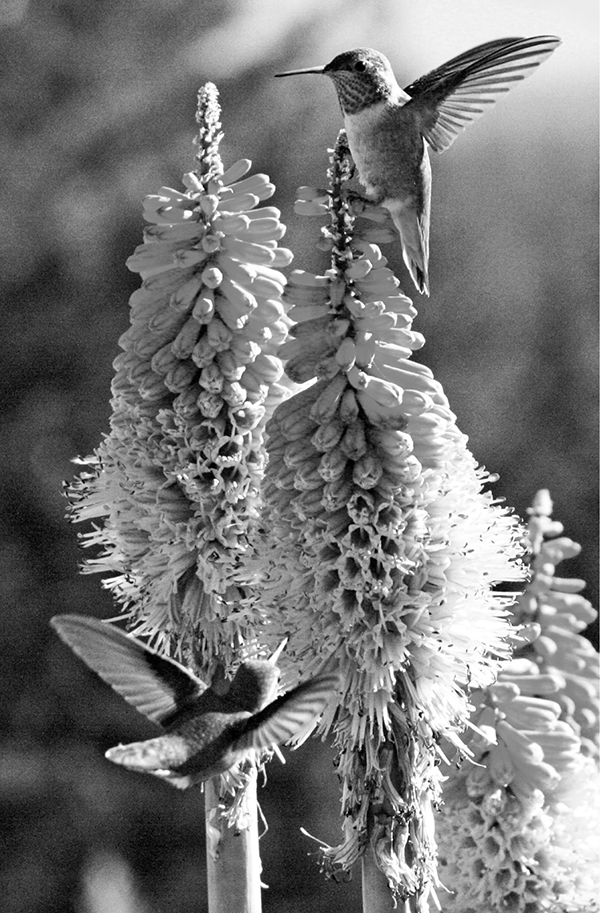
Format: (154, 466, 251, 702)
(403, 36, 561, 153)
(51, 614, 205, 725)
(233, 669, 339, 753)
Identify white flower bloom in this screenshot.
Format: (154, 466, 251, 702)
(256, 132, 525, 904)
(67, 84, 292, 670)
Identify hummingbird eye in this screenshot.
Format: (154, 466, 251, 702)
(354, 60, 367, 72)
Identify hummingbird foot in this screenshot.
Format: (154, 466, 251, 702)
(343, 189, 370, 212)
(345, 191, 395, 228)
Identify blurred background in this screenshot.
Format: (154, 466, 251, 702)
(1, 1, 597, 911)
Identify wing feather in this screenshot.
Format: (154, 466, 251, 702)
(234, 670, 339, 753)
(51, 615, 204, 725)
(404, 36, 561, 153)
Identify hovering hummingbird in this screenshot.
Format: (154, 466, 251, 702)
(51, 615, 338, 788)
(276, 36, 561, 295)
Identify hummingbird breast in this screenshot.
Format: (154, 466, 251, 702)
(343, 100, 427, 208)
(161, 710, 252, 782)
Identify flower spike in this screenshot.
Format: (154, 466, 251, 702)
(257, 131, 526, 904)
(66, 84, 292, 674)
(436, 491, 600, 912)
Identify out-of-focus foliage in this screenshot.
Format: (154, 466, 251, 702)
(0, 1, 596, 911)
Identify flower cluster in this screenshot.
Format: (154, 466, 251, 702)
(436, 491, 600, 912)
(512, 489, 599, 757)
(257, 133, 526, 903)
(437, 732, 599, 912)
(67, 84, 292, 669)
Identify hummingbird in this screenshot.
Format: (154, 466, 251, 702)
(51, 614, 338, 788)
(276, 36, 561, 295)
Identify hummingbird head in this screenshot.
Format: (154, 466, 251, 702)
(226, 660, 280, 713)
(275, 48, 397, 116)
(323, 49, 398, 114)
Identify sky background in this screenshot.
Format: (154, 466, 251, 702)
(0, 2, 597, 912)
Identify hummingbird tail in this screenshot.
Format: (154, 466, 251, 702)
(386, 201, 430, 297)
(105, 734, 190, 771)
(391, 209, 429, 295)
(409, 260, 430, 297)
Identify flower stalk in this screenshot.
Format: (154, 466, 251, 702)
(67, 83, 294, 913)
(205, 773, 262, 913)
(257, 131, 526, 908)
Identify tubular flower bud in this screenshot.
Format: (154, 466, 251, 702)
(66, 84, 292, 670)
(436, 491, 599, 912)
(256, 132, 525, 905)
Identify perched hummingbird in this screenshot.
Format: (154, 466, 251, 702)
(51, 615, 338, 788)
(276, 36, 561, 295)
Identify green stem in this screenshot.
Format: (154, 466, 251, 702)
(205, 771, 262, 913)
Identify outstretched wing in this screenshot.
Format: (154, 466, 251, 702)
(404, 36, 561, 153)
(234, 670, 339, 753)
(51, 615, 205, 725)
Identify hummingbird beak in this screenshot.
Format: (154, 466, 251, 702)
(269, 637, 288, 664)
(275, 65, 325, 77)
